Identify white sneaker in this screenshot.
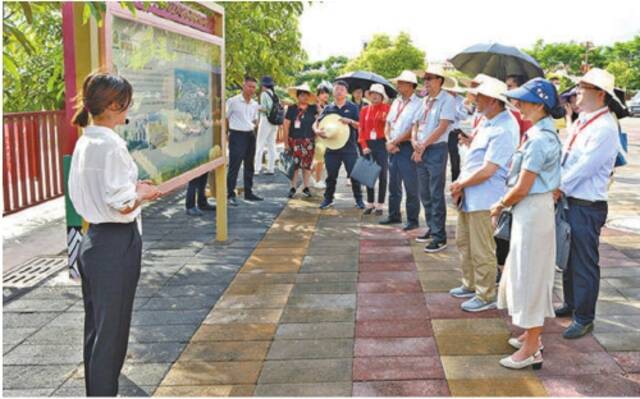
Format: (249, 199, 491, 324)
(314, 180, 326, 189)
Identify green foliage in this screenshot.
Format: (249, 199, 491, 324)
(526, 36, 640, 90)
(296, 55, 350, 88)
(342, 32, 425, 79)
(223, 1, 307, 89)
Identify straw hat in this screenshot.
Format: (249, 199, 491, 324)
(390, 70, 418, 85)
(416, 64, 456, 88)
(469, 76, 508, 103)
(578, 68, 623, 106)
(443, 77, 467, 94)
(287, 82, 317, 104)
(317, 113, 350, 150)
(368, 83, 388, 100)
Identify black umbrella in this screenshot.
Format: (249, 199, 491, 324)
(450, 42, 544, 82)
(334, 71, 397, 99)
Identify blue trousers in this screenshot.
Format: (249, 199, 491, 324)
(562, 200, 608, 325)
(365, 139, 388, 204)
(417, 142, 448, 243)
(324, 150, 362, 202)
(185, 172, 209, 209)
(388, 142, 419, 223)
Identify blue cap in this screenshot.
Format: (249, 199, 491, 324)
(504, 77, 558, 110)
(261, 76, 275, 87)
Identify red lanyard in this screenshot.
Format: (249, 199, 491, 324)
(392, 98, 410, 123)
(565, 109, 609, 153)
(295, 106, 307, 122)
(420, 97, 436, 124)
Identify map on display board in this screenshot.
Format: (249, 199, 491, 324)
(111, 14, 223, 183)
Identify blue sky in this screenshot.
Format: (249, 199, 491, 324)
(299, 0, 640, 62)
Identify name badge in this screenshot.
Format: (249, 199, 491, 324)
(370, 129, 377, 140)
(294, 120, 301, 129)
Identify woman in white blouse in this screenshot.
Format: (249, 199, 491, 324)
(68, 72, 160, 396)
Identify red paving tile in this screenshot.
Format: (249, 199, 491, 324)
(360, 246, 413, 255)
(537, 352, 624, 376)
(358, 271, 419, 283)
(425, 293, 502, 319)
(353, 380, 450, 396)
(360, 253, 415, 263)
(353, 356, 445, 381)
(354, 337, 438, 357)
(611, 352, 640, 373)
(505, 316, 573, 334)
(357, 281, 423, 293)
(360, 239, 410, 247)
(356, 305, 430, 321)
(541, 374, 640, 396)
(540, 333, 606, 353)
(356, 319, 433, 338)
(357, 293, 426, 308)
(358, 262, 416, 272)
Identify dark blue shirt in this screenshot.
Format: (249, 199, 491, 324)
(320, 100, 360, 153)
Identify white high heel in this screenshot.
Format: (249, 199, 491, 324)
(499, 350, 543, 370)
(507, 338, 544, 353)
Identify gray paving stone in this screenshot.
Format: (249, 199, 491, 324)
(141, 295, 219, 311)
(267, 338, 353, 360)
(131, 309, 209, 326)
(296, 272, 358, 284)
(3, 299, 78, 313)
(66, 297, 150, 313)
(281, 307, 355, 323)
(601, 267, 640, 278)
(2, 364, 78, 389)
(4, 344, 18, 355)
(52, 385, 155, 397)
(299, 262, 358, 273)
(144, 247, 202, 258)
(3, 344, 83, 365)
(2, 312, 61, 329)
(287, 294, 356, 309)
(594, 315, 640, 333)
(16, 287, 82, 301)
(2, 327, 38, 345)
(25, 325, 83, 345)
(291, 282, 357, 295)
(595, 299, 640, 316)
(3, 388, 56, 397)
(605, 277, 640, 289)
(63, 362, 172, 388)
(254, 382, 352, 396)
(594, 332, 640, 351)
(276, 322, 355, 340)
(619, 288, 640, 300)
(258, 358, 353, 384)
(126, 342, 187, 363)
(154, 284, 227, 298)
(129, 324, 199, 343)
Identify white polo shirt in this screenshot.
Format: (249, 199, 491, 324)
(226, 94, 259, 131)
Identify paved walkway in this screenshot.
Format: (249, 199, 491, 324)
(3, 118, 640, 396)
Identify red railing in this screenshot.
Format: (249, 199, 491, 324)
(3, 110, 66, 215)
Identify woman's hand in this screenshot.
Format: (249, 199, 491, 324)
(363, 148, 371, 155)
(315, 129, 328, 139)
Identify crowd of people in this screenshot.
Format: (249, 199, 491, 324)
(66, 61, 625, 393)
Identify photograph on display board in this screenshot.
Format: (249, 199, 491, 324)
(110, 14, 223, 184)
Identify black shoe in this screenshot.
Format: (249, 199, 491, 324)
(379, 217, 402, 225)
(319, 199, 334, 209)
(198, 204, 217, 211)
(302, 187, 312, 198)
(563, 321, 594, 339)
(287, 187, 296, 199)
(402, 222, 419, 231)
(415, 230, 432, 243)
(355, 199, 366, 209)
(424, 240, 447, 253)
(265, 171, 275, 176)
(245, 193, 264, 201)
(363, 207, 374, 215)
(228, 196, 238, 207)
(554, 304, 574, 318)
(374, 209, 383, 216)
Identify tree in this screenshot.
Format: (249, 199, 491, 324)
(342, 32, 425, 79)
(223, 2, 307, 88)
(295, 55, 350, 88)
(603, 36, 640, 90)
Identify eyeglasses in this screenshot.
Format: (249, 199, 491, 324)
(424, 75, 440, 81)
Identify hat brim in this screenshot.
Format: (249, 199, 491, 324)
(504, 86, 543, 105)
(469, 88, 507, 104)
(577, 77, 624, 107)
(317, 114, 350, 150)
(391, 78, 418, 86)
(368, 90, 388, 100)
(287, 88, 317, 104)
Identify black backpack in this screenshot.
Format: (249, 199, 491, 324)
(265, 90, 285, 125)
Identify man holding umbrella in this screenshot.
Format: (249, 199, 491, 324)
(379, 70, 423, 230)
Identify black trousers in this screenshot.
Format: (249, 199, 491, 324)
(79, 222, 142, 396)
(185, 172, 209, 209)
(563, 200, 608, 325)
(324, 149, 362, 202)
(227, 129, 256, 197)
(365, 139, 388, 204)
(448, 129, 461, 182)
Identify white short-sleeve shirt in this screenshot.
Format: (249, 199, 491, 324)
(226, 94, 259, 131)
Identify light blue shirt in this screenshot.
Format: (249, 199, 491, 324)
(461, 110, 519, 212)
(412, 90, 456, 144)
(451, 94, 471, 130)
(386, 94, 422, 141)
(507, 117, 562, 194)
(560, 107, 619, 201)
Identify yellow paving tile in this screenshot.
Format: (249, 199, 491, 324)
(418, 271, 462, 292)
(203, 308, 283, 324)
(154, 385, 255, 397)
(447, 377, 547, 396)
(233, 273, 297, 284)
(432, 318, 510, 335)
(441, 355, 537, 380)
(224, 283, 293, 296)
(160, 361, 262, 385)
(256, 240, 310, 249)
(239, 262, 301, 274)
(215, 293, 290, 309)
(245, 255, 303, 266)
(179, 341, 271, 361)
(190, 323, 277, 342)
(436, 333, 513, 355)
(253, 247, 308, 256)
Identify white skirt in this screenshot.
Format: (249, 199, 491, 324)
(498, 192, 556, 329)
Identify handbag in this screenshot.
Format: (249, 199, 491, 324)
(350, 155, 381, 188)
(493, 209, 512, 242)
(278, 151, 296, 180)
(555, 196, 572, 271)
